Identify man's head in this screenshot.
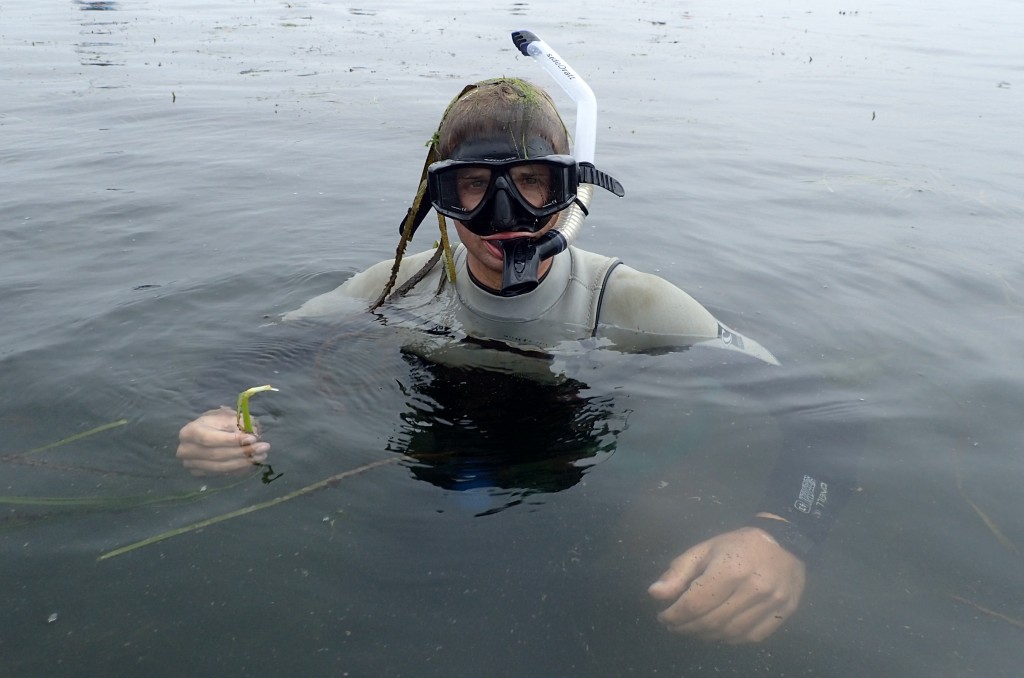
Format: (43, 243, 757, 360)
(436, 78, 570, 160)
(379, 75, 622, 305)
(427, 78, 578, 243)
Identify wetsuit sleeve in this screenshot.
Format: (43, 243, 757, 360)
(654, 352, 865, 563)
(190, 249, 440, 410)
(750, 387, 865, 561)
(597, 267, 861, 562)
(686, 354, 864, 563)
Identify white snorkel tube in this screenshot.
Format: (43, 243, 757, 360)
(497, 30, 623, 294)
(512, 30, 598, 164)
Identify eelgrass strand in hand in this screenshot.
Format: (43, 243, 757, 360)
(236, 385, 277, 434)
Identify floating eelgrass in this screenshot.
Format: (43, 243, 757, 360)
(5, 388, 402, 562)
(953, 449, 1018, 554)
(1, 418, 132, 478)
(98, 456, 401, 560)
(1, 474, 254, 509)
(1, 419, 254, 533)
(18, 419, 128, 456)
(949, 594, 1024, 630)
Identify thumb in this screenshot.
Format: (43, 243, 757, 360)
(648, 541, 712, 601)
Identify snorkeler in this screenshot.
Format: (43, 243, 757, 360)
(178, 34, 859, 644)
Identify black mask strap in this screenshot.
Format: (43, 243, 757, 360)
(578, 162, 625, 197)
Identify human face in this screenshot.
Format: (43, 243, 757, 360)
(442, 135, 567, 292)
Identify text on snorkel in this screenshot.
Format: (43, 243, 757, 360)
(545, 53, 576, 80)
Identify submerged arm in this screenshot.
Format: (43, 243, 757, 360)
(596, 268, 863, 640)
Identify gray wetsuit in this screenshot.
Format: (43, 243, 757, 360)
(285, 244, 776, 365)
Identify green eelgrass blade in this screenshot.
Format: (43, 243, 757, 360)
(236, 385, 277, 434)
(20, 419, 129, 456)
(98, 457, 400, 561)
(0, 495, 138, 508)
(0, 473, 256, 509)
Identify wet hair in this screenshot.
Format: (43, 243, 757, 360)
(437, 78, 570, 158)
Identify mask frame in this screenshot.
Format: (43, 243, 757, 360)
(427, 155, 579, 236)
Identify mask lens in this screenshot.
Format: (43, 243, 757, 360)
(428, 155, 577, 223)
(509, 163, 553, 209)
(454, 166, 492, 212)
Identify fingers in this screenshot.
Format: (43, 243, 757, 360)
(648, 541, 712, 602)
(180, 453, 268, 476)
(176, 406, 271, 476)
(176, 437, 270, 462)
(651, 527, 808, 643)
(654, 562, 746, 631)
(660, 577, 791, 643)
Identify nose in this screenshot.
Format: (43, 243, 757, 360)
(490, 188, 518, 230)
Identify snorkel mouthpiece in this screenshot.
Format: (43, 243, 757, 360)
(494, 232, 568, 295)
(496, 238, 540, 295)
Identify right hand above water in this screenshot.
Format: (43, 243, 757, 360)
(176, 406, 270, 476)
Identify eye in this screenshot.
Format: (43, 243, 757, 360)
(511, 165, 550, 187)
(456, 170, 491, 191)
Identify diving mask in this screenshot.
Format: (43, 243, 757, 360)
(427, 155, 578, 236)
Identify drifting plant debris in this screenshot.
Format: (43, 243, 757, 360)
(98, 456, 400, 560)
(1, 418, 255, 527)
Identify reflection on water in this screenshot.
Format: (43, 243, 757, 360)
(393, 350, 624, 515)
(75, 0, 119, 9)
(74, 0, 124, 66)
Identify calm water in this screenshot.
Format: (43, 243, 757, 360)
(3, 0, 1023, 675)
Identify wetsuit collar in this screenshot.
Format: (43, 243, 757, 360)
(453, 245, 570, 321)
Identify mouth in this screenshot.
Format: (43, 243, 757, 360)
(482, 230, 539, 241)
(481, 232, 536, 260)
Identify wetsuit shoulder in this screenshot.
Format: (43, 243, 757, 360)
(598, 265, 720, 338)
(283, 247, 443, 321)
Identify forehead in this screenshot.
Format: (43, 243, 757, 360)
(450, 136, 557, 161)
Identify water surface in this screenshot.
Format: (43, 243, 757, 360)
(2, 0, 1023, 675)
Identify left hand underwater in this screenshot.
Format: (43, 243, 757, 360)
(648, 525, 806, 643)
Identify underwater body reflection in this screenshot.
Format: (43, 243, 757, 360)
(289, 310, 630, 513)
(390, 351, 626, 515)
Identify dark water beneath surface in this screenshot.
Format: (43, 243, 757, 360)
(2, 0, 1023, 676)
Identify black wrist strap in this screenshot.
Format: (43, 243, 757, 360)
(747, 517, 818, 563)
